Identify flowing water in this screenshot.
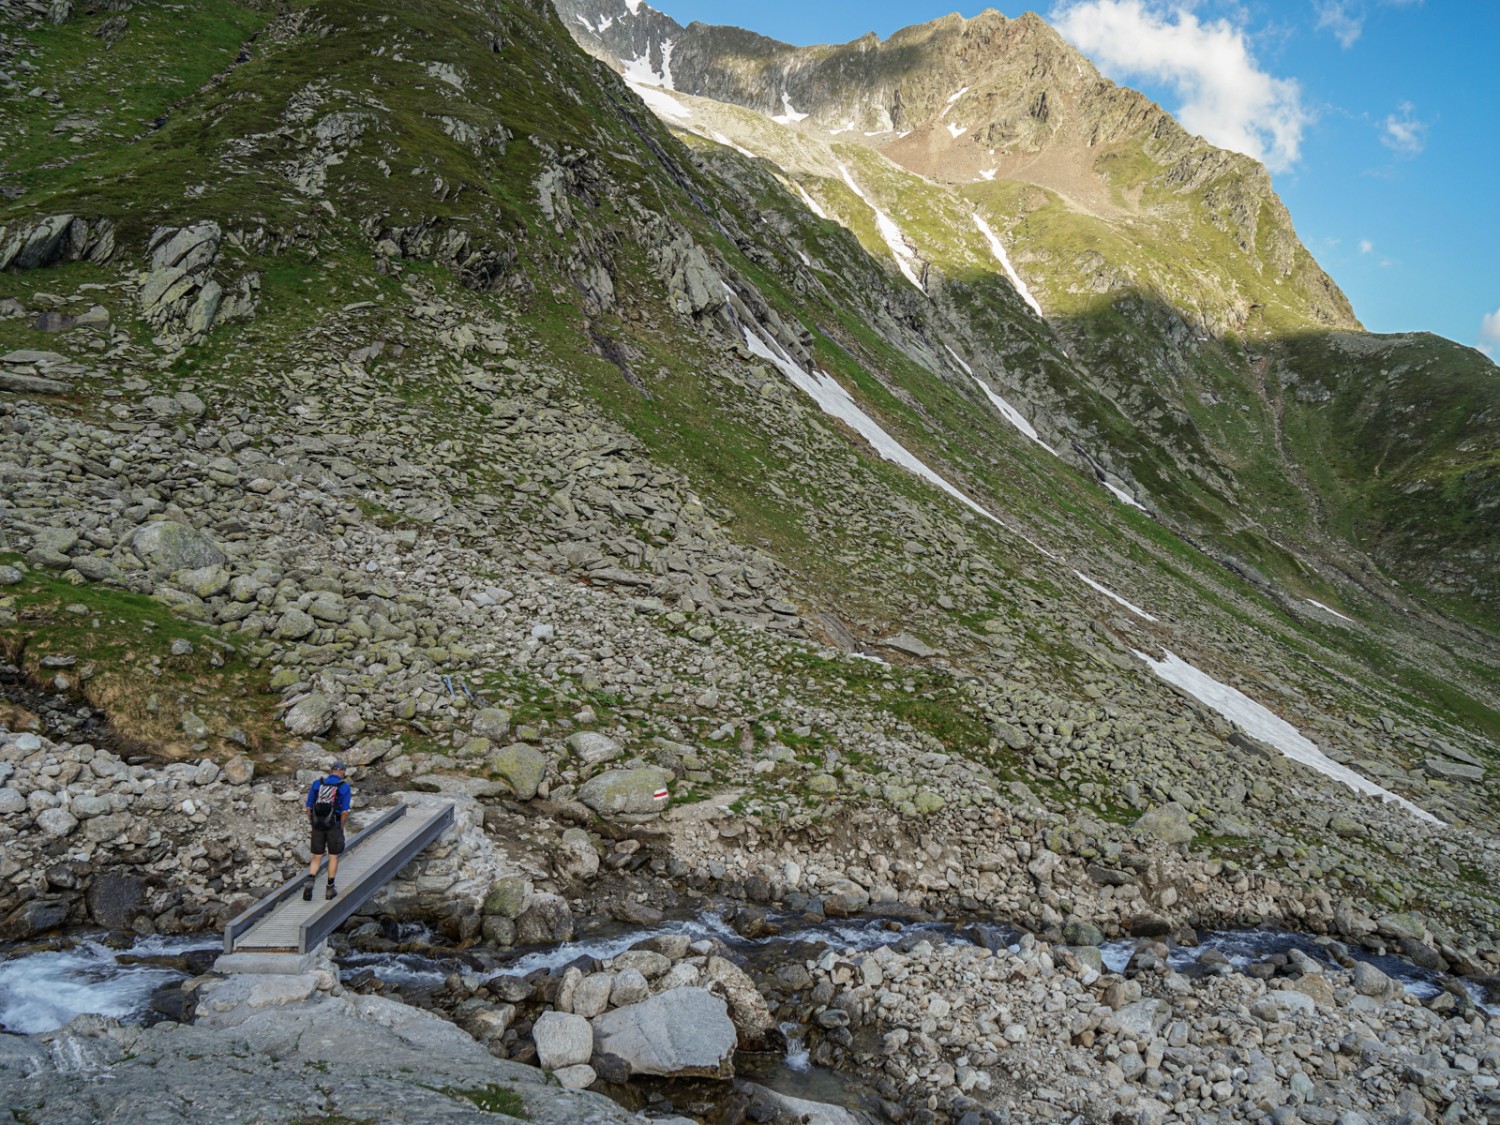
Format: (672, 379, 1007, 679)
(0, 934, 219, 1035)
(4, 914, 1493, 1044)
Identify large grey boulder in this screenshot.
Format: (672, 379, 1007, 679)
(1111, 999, 1171, 1041)
(590, 987, 737, 1078)
(131, 521, 226, 574)
(1131, 802, 1195, 845)
(487, 743, 546, 800)
(577, 767, 671, 817)
(705, 955, 775, 1045)
(532, 1010, 593, 1069)
(566, 731, 622, 765)
(472, 707, 511, 741)
(284, 694, 336, 737)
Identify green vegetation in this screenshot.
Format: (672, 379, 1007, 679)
(448, 1084, 528, 1118)
(0, 553, 277, 755)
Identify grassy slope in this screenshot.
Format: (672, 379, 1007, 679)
(0, 0, 1495, 818)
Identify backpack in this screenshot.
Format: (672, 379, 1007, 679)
(311, 781, 341, 829)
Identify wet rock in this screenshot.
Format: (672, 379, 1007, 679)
(87, 873, 148, 930)
(515, 892, 574, 945)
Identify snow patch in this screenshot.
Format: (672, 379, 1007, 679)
(621, 39, 674, 90)
(830, 120, 857, 136)
(837, 163, 924, 290)
(1075, 571, 1156, 622)
(740, 319, 998, 525)
(973, 214, 1044, 317)
(979, 169, 997, 181)
(791, 181, 828, 219)
(623, 0, 642, 14)
(1103, 479, 1147, 511)
(771, 92, 809, 125)
(970, 373, 1057, 455)
(575, 15, 595, 32)
(711, 131, 757, 160)
(941, 87, 970, 117)
(629, 82, 692, 125)
(599, 14, 614, 30)
(943, 344, 974, 377)
(1135, 650, 1442, 826)
(947, 122, 968, 139)
(1306, 599, 1354, 623)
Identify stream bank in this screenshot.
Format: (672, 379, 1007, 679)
(5, 903, 1499, 1125)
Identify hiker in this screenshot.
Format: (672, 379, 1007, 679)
(303, 761, 352, 901)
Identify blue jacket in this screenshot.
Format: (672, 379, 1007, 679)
(306, 776, 352, 818)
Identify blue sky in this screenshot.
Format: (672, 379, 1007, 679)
(661, 1, 1500, 358)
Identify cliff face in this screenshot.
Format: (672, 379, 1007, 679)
(554, 0, 1497, 617)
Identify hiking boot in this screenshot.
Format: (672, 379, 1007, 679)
(325, 882, 337, 900)
(301, 878, 314, 902)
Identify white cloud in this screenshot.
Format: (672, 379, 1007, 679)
(1316, 1, 1363, 47)
(1480, 307, 1500, 355)
(1359, 239, 1374, 254)
(1050, 0, 1309, 172)
(1381, 101, 1428, 155)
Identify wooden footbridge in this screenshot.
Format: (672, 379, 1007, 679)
(223, 801, 454, 955)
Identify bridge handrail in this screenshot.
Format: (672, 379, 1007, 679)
(222, 802, 409, 954)
(298, 801, 455, 952)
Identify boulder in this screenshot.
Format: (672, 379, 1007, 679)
(488, 743, 546, 800)
(284, 694, 336, 737)
(1131, 802, 1194, 845)
(0, 897, 70, 941)
(608, 968, 649, 1008)
(86, 873, 148, 930)
(36, 807, 78, 838)
(557, 827, 599, 881)
(131, 521, 225, 574)
(472, 708, 511, 741)
(566, 731, 622, 765)
(577, 767, 672, 817)
(1352, 960, 1394, 998)
(571, 973, 614, 1019)
(482, 875, 528, 919)
(882, 633, 937, 658)
(590, 988, 737, 1078)
(224, 757, 255, 785)
(553, 1064, 597, 1090)
(532, 1010, 593, 1069)
(514, 892, 573, 945)
(1112, 999, 1171, 1041)
(704, 955, 775, 1044)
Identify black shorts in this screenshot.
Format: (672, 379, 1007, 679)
(310, 823, 346, 855)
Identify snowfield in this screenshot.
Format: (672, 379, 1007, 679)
(1075, 571, 1156, 622)
(974, 214, 1044, 317)
(838, 164, 924, 290)
(1135, 649, 1441, 826)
